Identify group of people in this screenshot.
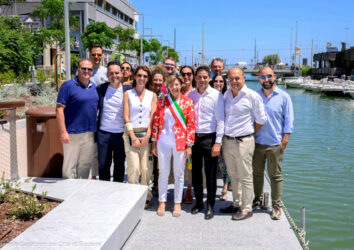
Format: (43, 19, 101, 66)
(56, 44, 294, 222)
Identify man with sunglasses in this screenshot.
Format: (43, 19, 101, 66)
(252, 67, 294, 220)
(56, 59, 99, 179)
(89, 44, 108, 179)
(89, 44, 108, 86)
(163, 57, 177, 76)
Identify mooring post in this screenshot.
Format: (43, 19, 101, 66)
(300, 206, 306, 231)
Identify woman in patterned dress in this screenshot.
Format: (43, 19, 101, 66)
(211, 74, 230, 200)
(151, 74, 196, 217)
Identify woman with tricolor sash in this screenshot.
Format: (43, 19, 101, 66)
(151, 74, 196, 217)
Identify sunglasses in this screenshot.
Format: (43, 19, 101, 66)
(164, 63, 175, 68)
(214, 80, 224, 83)
(260, 74, 273, 80)
(122, 67, 131, 71)
(181, 72, 192, 77)
(91, 53, 102, 57)
(80, 67, 93, 72)
(137, 74, 148, 79)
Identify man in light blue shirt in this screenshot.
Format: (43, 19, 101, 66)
(253, 67, 294, 220)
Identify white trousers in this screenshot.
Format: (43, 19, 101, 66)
(62, 132, 95, 179)
(157, 141, 186, 203)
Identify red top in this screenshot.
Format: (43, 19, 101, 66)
(152, 94, 196, 151)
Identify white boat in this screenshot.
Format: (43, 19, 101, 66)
(284, 77, 304, 88)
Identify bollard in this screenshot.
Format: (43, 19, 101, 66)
(263, 192, 269, 210)
(9, 108, 19, 179)
(300, 206, 306, 231)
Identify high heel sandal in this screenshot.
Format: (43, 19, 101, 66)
(172, 210, 181, 217)
(157, 208, 165, 216)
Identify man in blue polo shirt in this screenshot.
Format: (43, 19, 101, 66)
(253, 66, 294, 220)
(56, 59, 99, 179)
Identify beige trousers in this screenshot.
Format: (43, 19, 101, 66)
(62, 132, 96, 179)
(223, 135, 255, 212)
(123, 132, 153, 201)
(91, 144, 99, 177)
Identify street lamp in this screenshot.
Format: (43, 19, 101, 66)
(163, 40, 171, 47)
(144, 28, 152, 37)
(135, 13, 144, 65)
(64, 0, 94, 80)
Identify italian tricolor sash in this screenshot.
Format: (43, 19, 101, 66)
(167, 94, 186, 133)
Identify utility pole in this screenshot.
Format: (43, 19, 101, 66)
(184, 56, 187, 65)
(294, 21, 298, 66)
(254, 38, 257, 67)
(174, 27, 176, 50)
(311, 39, 314, 67)
(202, 23, 205, 65)
(192, 45, 194, 66)
(290, 28, 293, 65)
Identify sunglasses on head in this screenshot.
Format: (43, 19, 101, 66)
(80, 67, 93, 72)
(181, 72, 192, 77)
(260, 74, 273, 80)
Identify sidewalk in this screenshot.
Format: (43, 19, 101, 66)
(123, 179, 301, 250)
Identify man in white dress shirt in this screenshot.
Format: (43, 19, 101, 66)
(220, 67, 267, 220)
(188, 65, 224, 220)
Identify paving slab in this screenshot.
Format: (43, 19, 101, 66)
(123, 178, 301, 250)
(3, 178, 147, 250)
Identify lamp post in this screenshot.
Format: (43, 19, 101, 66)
(64, 0, 94, 80)
(135, 13, 144, 65)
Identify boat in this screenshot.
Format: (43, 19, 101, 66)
(320, 80, 354, 97)
(284, 76, 311, 88)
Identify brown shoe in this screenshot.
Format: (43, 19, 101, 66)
(185, 187, 193, 204)
(220, 205, 241, 213)
(144, 200, 150, 209)
(232, 211, 253, 221)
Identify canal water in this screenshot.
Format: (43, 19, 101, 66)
(245, 77, 354, 250)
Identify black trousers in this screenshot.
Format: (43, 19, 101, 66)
(192, 133, 218, 206)
(152, 155, 158, 188)
(97, 130, 126, 182)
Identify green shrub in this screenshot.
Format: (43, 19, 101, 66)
(0, 172, 16, 203)
(36, 70, 46, 83)
(8, 184, 49, 220)
(301, 66, 312, 76)
(0, 173, 50, 220)
(17, 71, 31, 83)
(0, 70, 16, 84)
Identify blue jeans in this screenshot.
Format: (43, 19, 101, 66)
(97, 130, 125, 182)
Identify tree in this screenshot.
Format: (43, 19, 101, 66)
(0, 16, 41, 74)
(262, 54, 280, 66)
(33, 0, 79, 47)
(81, 22, 116, 51)
(131, 38, 152, 57)
(149, 40, 179, 65)
(113, 25, 136, 54)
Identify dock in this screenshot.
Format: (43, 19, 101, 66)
(123, 179, 302, 250)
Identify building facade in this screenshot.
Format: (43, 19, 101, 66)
(0, 0, 139, 73)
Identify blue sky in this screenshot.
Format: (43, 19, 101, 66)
(130, 0, 354, 67)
